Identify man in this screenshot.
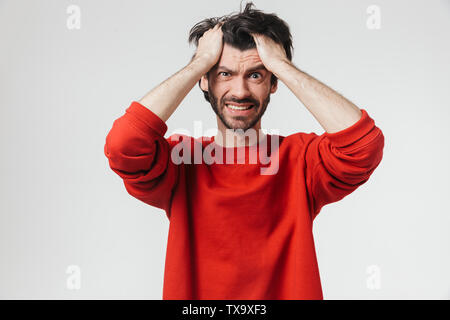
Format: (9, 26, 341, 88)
(104, 2, 384, 299)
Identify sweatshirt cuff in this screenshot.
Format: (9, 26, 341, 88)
(125, 101, 168, 136)
(323, 109, 375, 147)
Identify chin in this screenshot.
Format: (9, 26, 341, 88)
(227, 121, 256, 132)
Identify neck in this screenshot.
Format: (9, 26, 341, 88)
(214, 121, 265, 148)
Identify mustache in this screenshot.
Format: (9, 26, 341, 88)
(222, 99, 258, 106)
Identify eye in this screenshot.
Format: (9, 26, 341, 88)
(219, 71, 229, 77)
(250, 72, 261, 79)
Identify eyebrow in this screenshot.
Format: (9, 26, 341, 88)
(216, 64, 267, 74)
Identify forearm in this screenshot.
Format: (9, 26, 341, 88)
(272, 61, 362, 133)
(138, 57, 211, 122)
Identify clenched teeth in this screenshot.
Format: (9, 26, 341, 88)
(226, 104, 253, 110)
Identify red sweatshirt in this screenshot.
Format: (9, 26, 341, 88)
(104, 101, 384, 299)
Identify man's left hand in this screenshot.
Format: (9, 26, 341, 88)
(251, 33, 290, 73)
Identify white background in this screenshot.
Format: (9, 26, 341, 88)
(0, 0, 449, 299)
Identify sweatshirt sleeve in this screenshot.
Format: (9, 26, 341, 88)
(303, 109, 385, 220)
(104, 101, 179, 216)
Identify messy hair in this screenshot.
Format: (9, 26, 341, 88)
(188, 1, 293, 102)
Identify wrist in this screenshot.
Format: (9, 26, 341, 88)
(191, 54, 216, 71)
(270, 59, 293, 76)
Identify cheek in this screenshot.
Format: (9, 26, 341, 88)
(210, 84, 227, 101)
(255, 84, 271, 99)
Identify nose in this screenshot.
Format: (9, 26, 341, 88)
(229, 77, 252, 101)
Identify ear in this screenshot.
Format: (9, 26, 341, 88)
(200, 74, 209, 92)
(270, 77, 278, 94)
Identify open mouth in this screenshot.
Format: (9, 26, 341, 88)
(225, 104, 255, 111)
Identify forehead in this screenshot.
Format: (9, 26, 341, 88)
(216, 43, 262, 69)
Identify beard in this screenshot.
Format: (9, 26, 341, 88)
(208, 83, 271, 132)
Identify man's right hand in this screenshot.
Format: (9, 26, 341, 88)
(193, 23, 224, 69)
